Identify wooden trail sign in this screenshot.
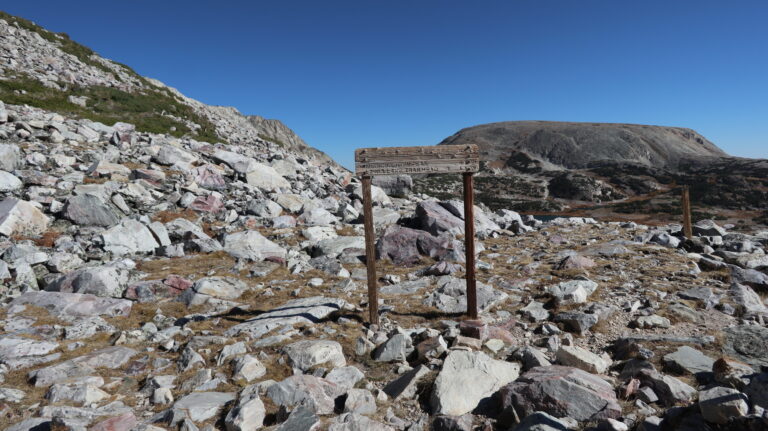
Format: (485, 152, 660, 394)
(355, 144, 480, 325)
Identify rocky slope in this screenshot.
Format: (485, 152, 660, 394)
(412, 121, 767, 226)
(1, 11, 768, 431)
(0, 11, 339, 169)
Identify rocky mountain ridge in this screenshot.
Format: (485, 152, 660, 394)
(0, 11, 339, 169)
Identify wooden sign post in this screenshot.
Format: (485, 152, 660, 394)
(355, 145, 480, 325)
(681, 185, 693, 239)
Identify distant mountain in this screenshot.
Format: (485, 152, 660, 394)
(413, 121, 767, 225)
(439, 121, 728, 171)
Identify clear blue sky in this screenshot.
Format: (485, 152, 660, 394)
(5, 1, 768, 168)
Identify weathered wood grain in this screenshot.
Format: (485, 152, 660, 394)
(355, 144, 479, 176)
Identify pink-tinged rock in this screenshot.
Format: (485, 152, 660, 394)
(557, 254, 597, 270)
(89, 412, 137, 431)
(189, 194, 224, 213)
(459, 320, 488, 340)
(416, 200, 465, 236)
(0, 198, 49, 237)
(130, 169, 166, 186)
(124, 280, 188, 302)
(376, 225, 465, 266)
(192, 164, 227, 190)
(165, 275, 193, 292)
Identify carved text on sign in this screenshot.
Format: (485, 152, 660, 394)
(355, 145, 479, 176)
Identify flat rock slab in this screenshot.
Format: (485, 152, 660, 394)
(662, 346, 715, 376)
(29, 346, 137, 387)
(171, 391, 236, 423)
(431, 350, 520, 416)
(8, 291, 132, 321)
(498, 365, 622, 422)
(225, 296, 349, 339)
(266, 375, 344, 415)
(0, 336, 59, 363)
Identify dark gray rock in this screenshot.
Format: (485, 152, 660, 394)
(722, 325, 768, 368)
(498, 365, 621, 423)
(63, 194, 119, 227)
(662, 346, 715, 377)
(275, 406, 320, 431)
(372, 175, 412, 198)
(554, 311, 598, 334)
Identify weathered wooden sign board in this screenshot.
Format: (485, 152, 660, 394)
(355, 144, 480, 325)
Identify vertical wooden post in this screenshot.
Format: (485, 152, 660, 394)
(361, 176, 379, 326)
(462, 172, 478, 319)
(682, 186, 693, 239)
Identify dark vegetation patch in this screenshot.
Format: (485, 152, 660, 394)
(0, 12, 220, 142)
(0, 74, 220, 142)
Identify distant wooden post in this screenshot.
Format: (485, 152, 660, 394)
(361, 175, 379, 325)
(355, 145, 480, 323)
(681, 186, 693, 239)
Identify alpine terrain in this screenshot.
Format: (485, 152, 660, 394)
(0, 11, 767, 431)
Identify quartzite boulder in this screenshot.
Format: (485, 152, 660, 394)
(431, 350, 520, 416)
(101, 219, 160, 256)
(170, 391, 236, 423)
(283, 340, 347, 372)
(223, 230, 287, 261)
(0, 198, 49, 237)
(0, 170, 22, 192)
(46, 263, 131, 298)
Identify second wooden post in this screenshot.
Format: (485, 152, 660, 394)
(361, 175, 379, 325)
(682, 186, 693, 239)
(463, 172, 478, 319)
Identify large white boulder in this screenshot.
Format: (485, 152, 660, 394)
(0, 198, 49, 237)
(430, 350, 520, 416)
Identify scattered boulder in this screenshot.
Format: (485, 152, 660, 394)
(0, 198, 49, 237)
(431, 350, 520, 416)
(498, 365, 622, 422)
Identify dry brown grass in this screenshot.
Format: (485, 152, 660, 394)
(11, 229, 62, 248)
(151, 208, 200, 224)
(136, 251, 237, 281)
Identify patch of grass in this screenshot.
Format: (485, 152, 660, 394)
(0, 72, 220, 143)
(151, 208, 200, 224)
